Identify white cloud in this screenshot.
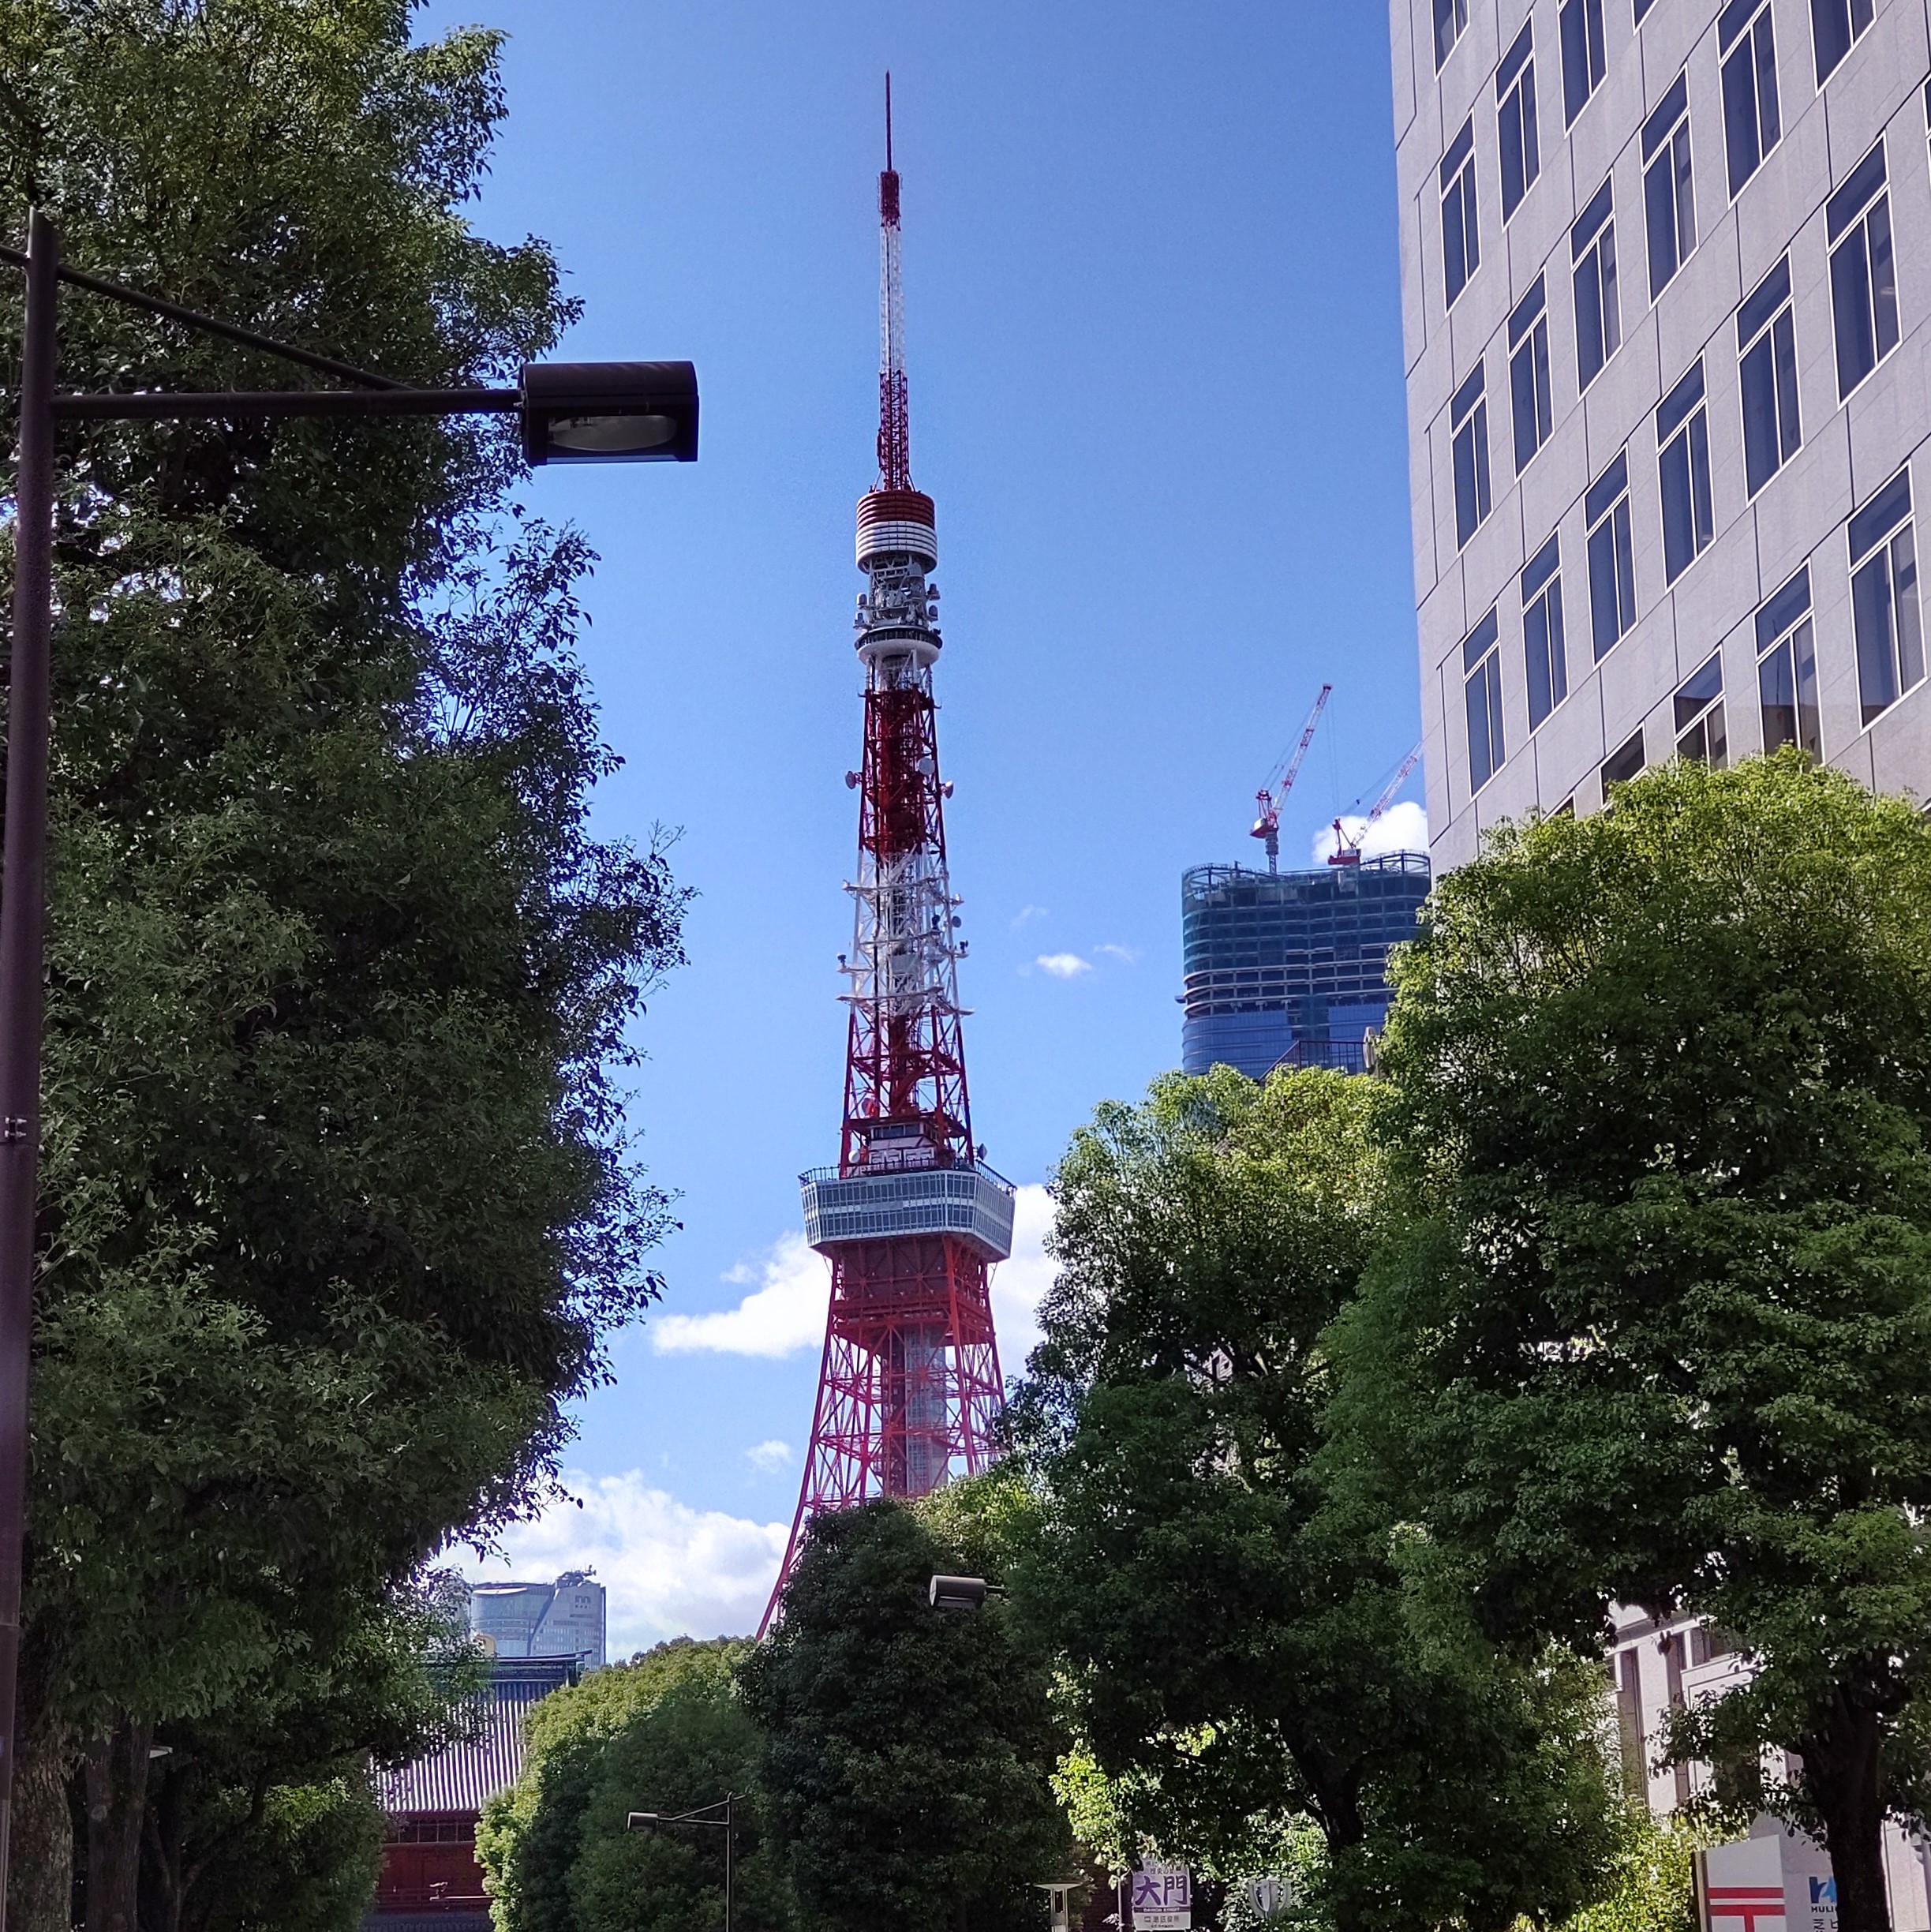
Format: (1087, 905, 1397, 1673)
(992, 1183, 1057, 1371)
(1095, 942, 1140, 965)
(1010, 904, 1049, 930)
(467, 1473, 788, 1654)
(1034, 952, 1093, 979)
(1312, 798, 1430, 865)
(651, 1231, 828, 1357)
(743, 1439, 794, 1473)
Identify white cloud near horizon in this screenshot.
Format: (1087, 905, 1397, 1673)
(1311, 798, 1429, 865)
(991, 1183, 1056, 1370)
(1034, 952, 1092, 979)
(484, 1190, 1065, 1654)
(651, 1230, 828, 1357)
(466, 1473, 788, 1655)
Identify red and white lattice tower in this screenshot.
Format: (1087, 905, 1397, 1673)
(762, 81, 1012, 1631)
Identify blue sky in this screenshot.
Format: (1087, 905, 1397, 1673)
(416, 0, 1424, 1650)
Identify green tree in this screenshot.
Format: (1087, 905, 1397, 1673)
(0, 0, 685, 1917)
(739, 1500, 1069, 1932)
(1332, 752, 1931, 1932)
(138, 1574, 485, 1932)
(479, 1639, 791, 1932)
(1014, 1066, 1623, 1932)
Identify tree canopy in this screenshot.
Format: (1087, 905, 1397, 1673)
(1012, 1065, 1625, 1932)
(1331, 752, 1931, 1932)
(0, 0, 686, 1917)
(740, 1499, 1069, 1932)
(479, 1639, 791, 1932)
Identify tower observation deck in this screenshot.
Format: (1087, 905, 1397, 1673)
(763, 85, 1012, 1629)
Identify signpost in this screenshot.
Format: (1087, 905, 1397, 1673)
(1131, 1864, 1192, 1932)
(1244, 1877, 1292, 1920)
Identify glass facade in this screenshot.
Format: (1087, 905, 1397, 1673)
(470, 1574, 607, 1668)
(1180, 854, 1431, 1081)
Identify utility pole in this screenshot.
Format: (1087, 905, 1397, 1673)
(630, 1795, 736, 1932)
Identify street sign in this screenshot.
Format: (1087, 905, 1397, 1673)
(1244, 1878, 1292, 1920)
(1132, 1863, 1192, 1931)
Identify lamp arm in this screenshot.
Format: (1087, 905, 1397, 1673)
(0, 241, 410, 391)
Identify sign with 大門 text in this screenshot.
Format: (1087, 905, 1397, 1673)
(1132, 1863, 1192, 1931)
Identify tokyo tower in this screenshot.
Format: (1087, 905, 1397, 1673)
(762, 81, 1012, 1629)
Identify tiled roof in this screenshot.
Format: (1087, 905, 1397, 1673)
(380, 1659, 576, 1818)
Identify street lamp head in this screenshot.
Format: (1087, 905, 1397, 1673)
(929, 1574, 990, 1613)
(628, 1811, 661, 1829)
(521, 360, 699, 465)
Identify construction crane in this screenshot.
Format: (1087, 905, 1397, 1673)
(1250, 683, 1332, 874)
(1327, 743, 1423, 866)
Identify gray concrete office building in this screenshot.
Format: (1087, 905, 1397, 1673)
(1391, 0, 1931, 869)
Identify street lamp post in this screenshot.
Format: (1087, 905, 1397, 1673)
(0, 206, 697, 1914)
(629, 1795, 737, 1932)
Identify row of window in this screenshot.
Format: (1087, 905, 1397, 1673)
(1461, 461, 1924, 796)
(1450, 129, 1903, 564)
(1438, 0, 1880, 314)
(1438, 0, 1875, 92)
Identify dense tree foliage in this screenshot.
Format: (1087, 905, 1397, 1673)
(1332, 753, 1931, 1932)
(479, 1639, 790, 1932)
(1012, 1067, 1625, 1932)
(0, 0, 685, 1919)
(740, 1500, 1069, 1932)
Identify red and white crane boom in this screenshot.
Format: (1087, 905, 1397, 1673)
(1327, 741, 1424, 866)
(1250, 683, 1332, 874)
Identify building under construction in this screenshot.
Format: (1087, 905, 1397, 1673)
(1180, 854, 1431, 1080)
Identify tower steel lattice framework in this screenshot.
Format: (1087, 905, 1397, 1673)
(763, 84, 1013, 1632)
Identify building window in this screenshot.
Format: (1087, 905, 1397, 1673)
(1635, 0, 1658, 19)
(1756, 565, 1821, 758)
(1720, 0, 1780, 197)
(1657, 360, 1713, 583)
(1828, 142, 1897, 400)
(1561, 0, 1607, 124)
(1573, 181, 1621, 390)
(1510, 276, 1553, 472)
(1603, 728, 1645, 788)
(1435, 0, 1470, 69)
(1450, 362, 1492, 549)
(1849, 469, 1925, 727)
(1464, 610, 1506, 793)
(1441, 118, 1480, 309)
(1674, 651, 1727, 766)
(1811, 0, 1873, 83)
(1643, 74, 1696, 298)
(1497, 26, 1540, 221)
(1738, 256, 1799, 497)
(1586, 451, 1636, 661)
(1522, 534, 1569, 729)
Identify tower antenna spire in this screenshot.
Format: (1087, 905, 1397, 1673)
(876, 72, 910, 490)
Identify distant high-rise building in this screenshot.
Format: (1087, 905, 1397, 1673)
(1180, 854, 1431, 1081)
(1391, 0, 1930, 868)
(468, 1572, 605, 1668)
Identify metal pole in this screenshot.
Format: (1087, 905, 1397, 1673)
(724, 1792, 734, 1932)
(0, 204, 59, 1923)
